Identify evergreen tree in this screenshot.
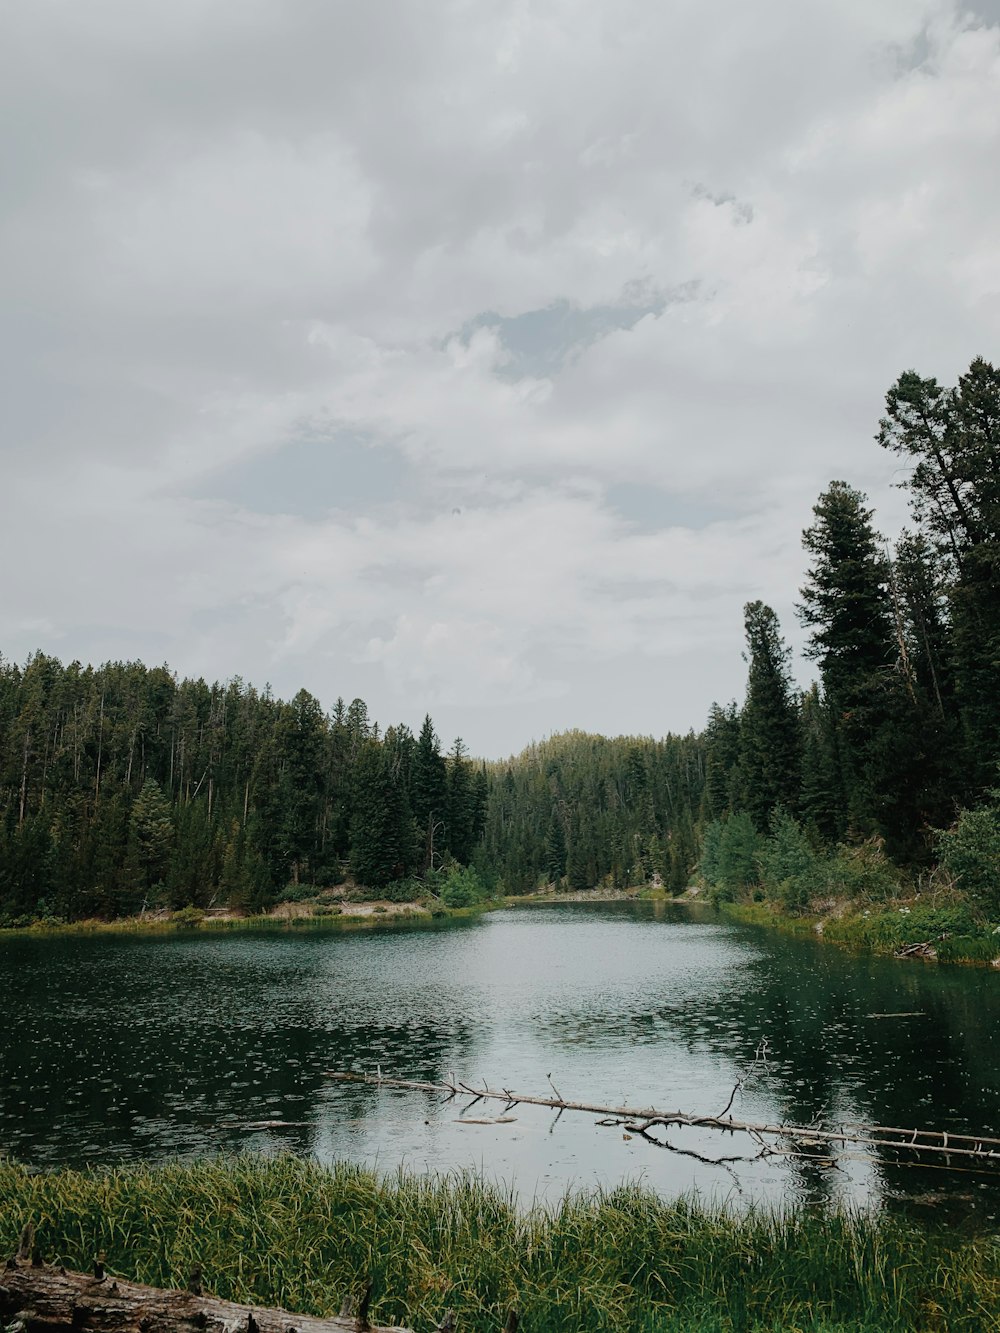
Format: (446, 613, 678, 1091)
(411, 715, 448, 870)
(129, 777, 173, 899)
(446, 737, 475, 864)
(349, 742, 411, 888)
(880, 358, 1000, 787)
(544, 808, 567, 883)
(702, 703, 741, 820)
(738, 601, 801, 829)
(798, 482, 897, 835)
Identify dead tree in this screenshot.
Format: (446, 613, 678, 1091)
(0, 1259, 412, 1333)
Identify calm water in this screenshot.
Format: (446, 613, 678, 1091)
(2, 902, 1000, 1218)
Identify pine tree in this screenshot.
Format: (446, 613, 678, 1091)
(411, 715, 448, 870)
(798, 482, 897, 835)
(129, 778, 173, 898)
(445, 738, 475, 864)
(349, 742, 410, 889)
(880, 358, 1000, 787)
(544, 808, 567, 884)
(738, 601, 801, 829)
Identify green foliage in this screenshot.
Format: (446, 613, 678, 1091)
(0, 1157, 996, 1333)
(937, 804, 1000, 910)
(377, 876, 427, 904)
(738, 602, 801, 829)
(759, 811, 818, 909)
(714, 812, 761, 899)
(171, 905, 204, 927)
(439, 863, 487, 908)
(0, 651, 480, 924)
(823, 898, 985, 957)
(821, 840, 905, 903)
(481, 730, 707, 896)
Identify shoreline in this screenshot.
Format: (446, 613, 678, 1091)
(6, 885, 1000, 972)
(722, 897, 1000, 968)
(0, 900, 467, 939)
(0, 1155, 990, 1332)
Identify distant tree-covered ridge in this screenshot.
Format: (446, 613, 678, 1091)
(3, 357, 999, 928)
(0, 658, 493, 923)
(0, 653, 702, 924)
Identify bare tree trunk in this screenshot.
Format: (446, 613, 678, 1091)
(94, 692, 105, 801)
(18, 729, 30, 825)
(0, 1260, 412, 1333)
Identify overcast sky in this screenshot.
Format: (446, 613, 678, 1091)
(2, 1, 999, 757)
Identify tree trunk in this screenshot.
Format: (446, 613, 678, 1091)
(0, 1260, 413, 1333)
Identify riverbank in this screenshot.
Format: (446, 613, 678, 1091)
(1, 1156, 994, 1333)
(0, 884, 680, 938)
(725, 896, 1000, 967)
(0, 899, 467, 939)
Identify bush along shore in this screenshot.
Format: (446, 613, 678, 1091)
(697, 805, 1000, 967)
(0, 863, 503, 936)
(2, 1156, 999, 1333)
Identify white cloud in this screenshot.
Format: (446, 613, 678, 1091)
(1, 0, 998, 753)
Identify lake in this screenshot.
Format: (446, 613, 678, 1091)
(3, 902, 999, 1220)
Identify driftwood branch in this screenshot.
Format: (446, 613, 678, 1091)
(0, 1260, 413, 1333)
(327, 1069, 1000, 1169)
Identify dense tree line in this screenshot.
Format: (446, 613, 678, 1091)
(3, 355, 997, 923)
(0, 659, 486, 923)
(478, 730, 705, 895)
(699, 355, 1000, 907)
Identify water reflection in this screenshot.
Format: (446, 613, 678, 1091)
(2, 905, 999, 1220)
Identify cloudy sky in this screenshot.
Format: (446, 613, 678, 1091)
(2, 1, 999, 757)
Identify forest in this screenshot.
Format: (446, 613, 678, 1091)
(694, 355, 1000, 914)
(0, 355, 998, 925)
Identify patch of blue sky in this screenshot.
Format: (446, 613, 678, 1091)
(193, 433, 413, 519)
(461, 291, 673, 380)
(604, 481, 741, 533)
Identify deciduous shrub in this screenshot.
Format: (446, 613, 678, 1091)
(937, 804, 1000, 910)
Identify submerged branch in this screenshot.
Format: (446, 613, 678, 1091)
(326, 1069, 1000, 1168)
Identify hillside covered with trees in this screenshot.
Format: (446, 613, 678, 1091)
(1, 355, 999, 926)
(0, 661, 489, 923)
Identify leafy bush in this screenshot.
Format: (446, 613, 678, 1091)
(440, 865, 487, 908)
(275, 883, 321, 905)
(714, 812, 761, 899)
(937, 805, 1000, 910)
(759, 811, 819, 909)
(171, 905, 204, 927)
(820, 838, 903, 902)
(379, 877, 425, 904)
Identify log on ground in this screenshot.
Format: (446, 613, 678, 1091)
(0, 1259, 413, 1333)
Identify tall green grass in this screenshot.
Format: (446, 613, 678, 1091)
(1, 1157, 997, 1332)
(0, 909, 438, 940)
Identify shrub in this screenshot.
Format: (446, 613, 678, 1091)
(715, 812, 761, 899)
(440, 865, 487, 908)
(759, 811, 819, 909)
(821, 838, 902, 902)
(937, 805, 1000, 911)
(171, 905, 204, 927)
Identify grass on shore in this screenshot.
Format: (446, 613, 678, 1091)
(1, 1156, 998, 1332)
(0, 906, 449, 939)
(725, 899, 1000, 967)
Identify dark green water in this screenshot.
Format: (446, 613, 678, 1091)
(2, 902, 999, 1217)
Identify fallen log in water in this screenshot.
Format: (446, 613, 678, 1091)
(0, 1257, 414, 1333)
(327, 1069, 1000, 1169)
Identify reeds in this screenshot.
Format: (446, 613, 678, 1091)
(0, 909, 439, 939)
(1, 1156, 996, 1332)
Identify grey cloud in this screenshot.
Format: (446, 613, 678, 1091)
(1, 0, 998, 756)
